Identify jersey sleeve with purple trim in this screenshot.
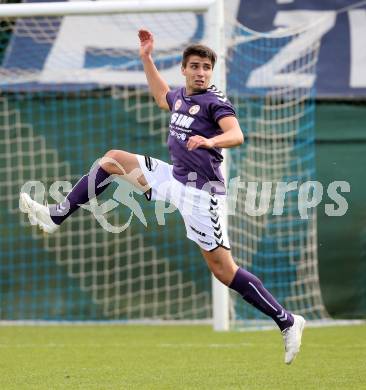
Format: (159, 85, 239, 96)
(207, 86, 236, 123)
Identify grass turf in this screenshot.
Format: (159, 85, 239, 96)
(0, 324, 365, 389)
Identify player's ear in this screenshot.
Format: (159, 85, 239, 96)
(181, 65, 186, 76)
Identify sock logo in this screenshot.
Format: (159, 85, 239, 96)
(277, 309, 288, 322)
(56, 203, 67, 213)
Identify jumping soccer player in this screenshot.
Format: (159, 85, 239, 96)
(19, 29, 305, 364)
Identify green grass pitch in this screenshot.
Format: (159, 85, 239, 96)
(0, 324, 365, 389)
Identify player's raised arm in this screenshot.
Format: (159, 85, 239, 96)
(138, 29, 170, 111)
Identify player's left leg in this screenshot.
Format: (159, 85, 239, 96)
(200, 246, 305, 364)
(20, 150, 149, 233)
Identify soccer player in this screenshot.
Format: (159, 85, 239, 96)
(19, 29, 305, 364)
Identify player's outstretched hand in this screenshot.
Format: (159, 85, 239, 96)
(187, 135, 215, 151)
(138, 29, 154, 58)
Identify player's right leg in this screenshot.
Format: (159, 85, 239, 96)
(176, 185, 306, 365)
(19, 150, 149, 233)
(200, 246, 305, 365)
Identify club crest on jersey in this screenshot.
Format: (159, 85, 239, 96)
(174, 99, 182, 111)
(189, 105, 200, 115)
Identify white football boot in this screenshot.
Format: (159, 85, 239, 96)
(282, 314, 306, 365)
(19, 192, 59, 234)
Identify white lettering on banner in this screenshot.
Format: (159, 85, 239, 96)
(349, 10, 366, 88)
(247, 11, 336, 88)
(39, 3, 198, 86)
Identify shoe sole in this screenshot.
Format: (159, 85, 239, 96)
(19, 193, 57, 233)
(19, 193, 29, 213)
(19, 193, 37, 226)
(286, 316, 306, 365)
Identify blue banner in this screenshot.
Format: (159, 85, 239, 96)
(238, 0, 366, 97)
(1, 0, 365, 97)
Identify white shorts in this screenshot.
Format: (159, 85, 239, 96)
(136, 154, 230, 252)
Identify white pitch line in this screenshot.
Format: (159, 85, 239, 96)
(159, 343, 254, 348)
(0, 342, 255, 349)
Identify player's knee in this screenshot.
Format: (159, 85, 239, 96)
(203, 250, 238, 285)
(100, 149, 125, 174)
(209, 262, 232, 286)
(211, 267, 225, 284)
(103, 149, 123, 161)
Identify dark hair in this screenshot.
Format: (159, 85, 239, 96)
(182, 44, 217, 69)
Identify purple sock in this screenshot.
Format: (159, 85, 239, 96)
(229, 268, 294, 331)
(49, 164, 112, 225)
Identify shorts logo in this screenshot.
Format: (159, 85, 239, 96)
(189, 105, 200, 115)
(144, 156, 159, 172)
(198, 238, 212, 246)
(174, 99, 182, 111)
(190, 225, 206, 237)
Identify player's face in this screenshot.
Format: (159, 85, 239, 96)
(182, 55, 213, 95)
